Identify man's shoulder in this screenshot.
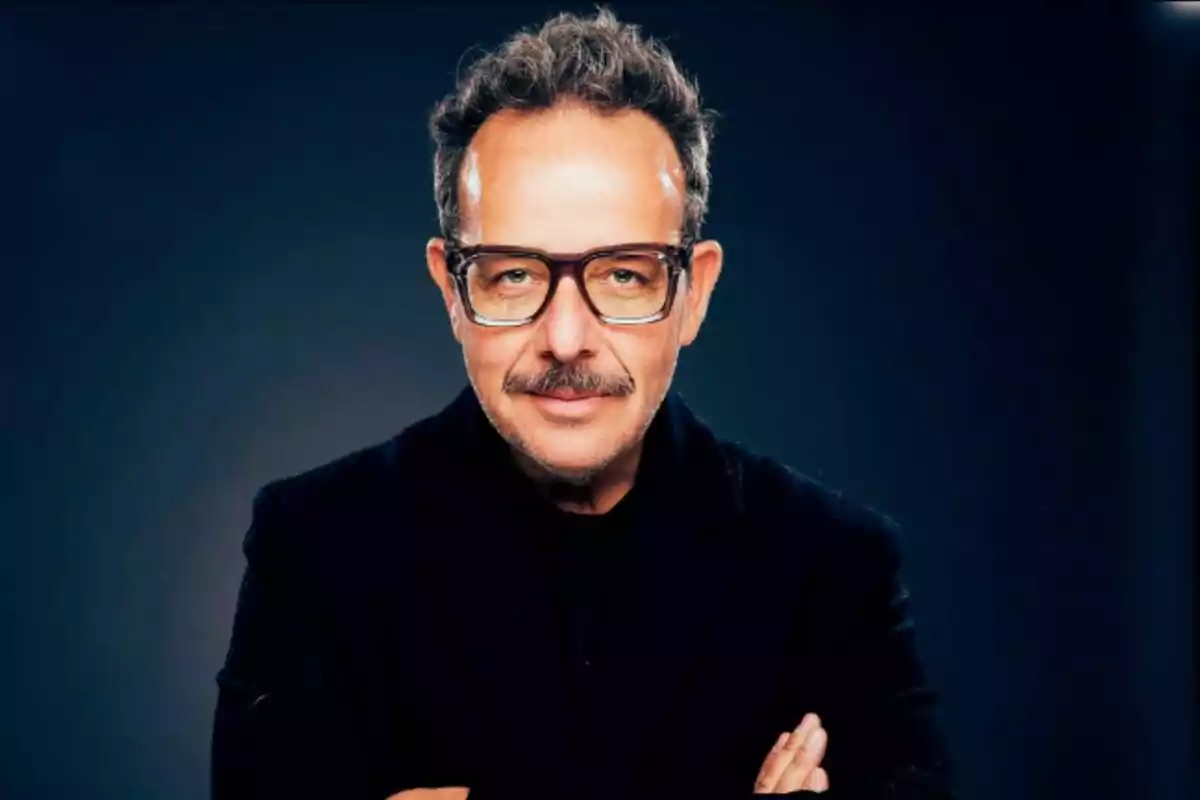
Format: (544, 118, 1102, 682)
(250, 405, 451, 530)
(716, 437, 903, 562)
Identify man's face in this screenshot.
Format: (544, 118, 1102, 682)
(426, 102, 722, 483)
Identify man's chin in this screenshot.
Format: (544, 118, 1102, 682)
(490, 400, 639, 484)
(518, 444, 611, 485)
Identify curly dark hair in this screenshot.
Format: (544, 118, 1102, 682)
(428, 7, 717, 243)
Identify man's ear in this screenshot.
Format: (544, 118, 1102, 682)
(679, 239, 723, 347)
(426, 237, 463, 343)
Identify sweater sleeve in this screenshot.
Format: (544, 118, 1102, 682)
(794, 511, 956, 800)
(211, 484, 456, 799)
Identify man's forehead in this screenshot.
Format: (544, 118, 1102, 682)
(456, 105, 686, 247)
(461, 105, 686, 194)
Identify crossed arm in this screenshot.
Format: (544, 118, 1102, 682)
(212, 488, 953, 799)
(388, 712, 831, 800)
(383, 515, 955, 800)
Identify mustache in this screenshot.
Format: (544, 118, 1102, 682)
(504, 361, 635, 397)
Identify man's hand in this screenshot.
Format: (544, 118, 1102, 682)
(385, 788, 469, 799)
(754, 713, 830, 794)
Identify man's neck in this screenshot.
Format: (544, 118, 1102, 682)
(512, 440, 643, 515)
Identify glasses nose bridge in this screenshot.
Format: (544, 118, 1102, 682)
(550, 254, 587, 282)
(542, 255, 595, 315)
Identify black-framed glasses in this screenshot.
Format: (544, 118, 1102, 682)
(444, 240, 693, 327)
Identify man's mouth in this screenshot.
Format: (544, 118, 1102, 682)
(533, 388, 605, 401)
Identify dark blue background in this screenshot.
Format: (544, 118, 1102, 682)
(2, 5, 1193, 799)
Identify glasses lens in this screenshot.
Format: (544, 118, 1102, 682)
(465, 255, 552, 321)
(584, 251, 670, 319)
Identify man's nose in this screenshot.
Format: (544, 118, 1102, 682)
(538, 277, 596, 361)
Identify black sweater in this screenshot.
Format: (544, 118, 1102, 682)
(211, 386, 955, 800)
(532, 486, 640, 765)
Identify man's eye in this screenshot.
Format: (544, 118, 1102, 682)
(609, 269, 645, 285)
(498, 270, 529, 284)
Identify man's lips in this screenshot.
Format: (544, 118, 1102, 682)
(531, 388, 605, 401)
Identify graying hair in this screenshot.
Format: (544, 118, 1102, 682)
(428, 7, 717, 243)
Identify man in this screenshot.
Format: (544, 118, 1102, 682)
(211, 8, 953, 800)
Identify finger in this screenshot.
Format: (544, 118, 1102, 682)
(778, 725, 828, 793)
(754, 733, 791, 793)
(754, 731, 791, 786)
(756, 715, 816, 792)
(803, 766, 829, 793)
(776, 725, 828, 794)
(782, 714, 820, 756)
(755, 714, 820, 792)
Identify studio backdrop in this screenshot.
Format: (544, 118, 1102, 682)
(1, 5, 1193, 800)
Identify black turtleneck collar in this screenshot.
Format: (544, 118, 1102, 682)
(428, 385, 743, 540)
